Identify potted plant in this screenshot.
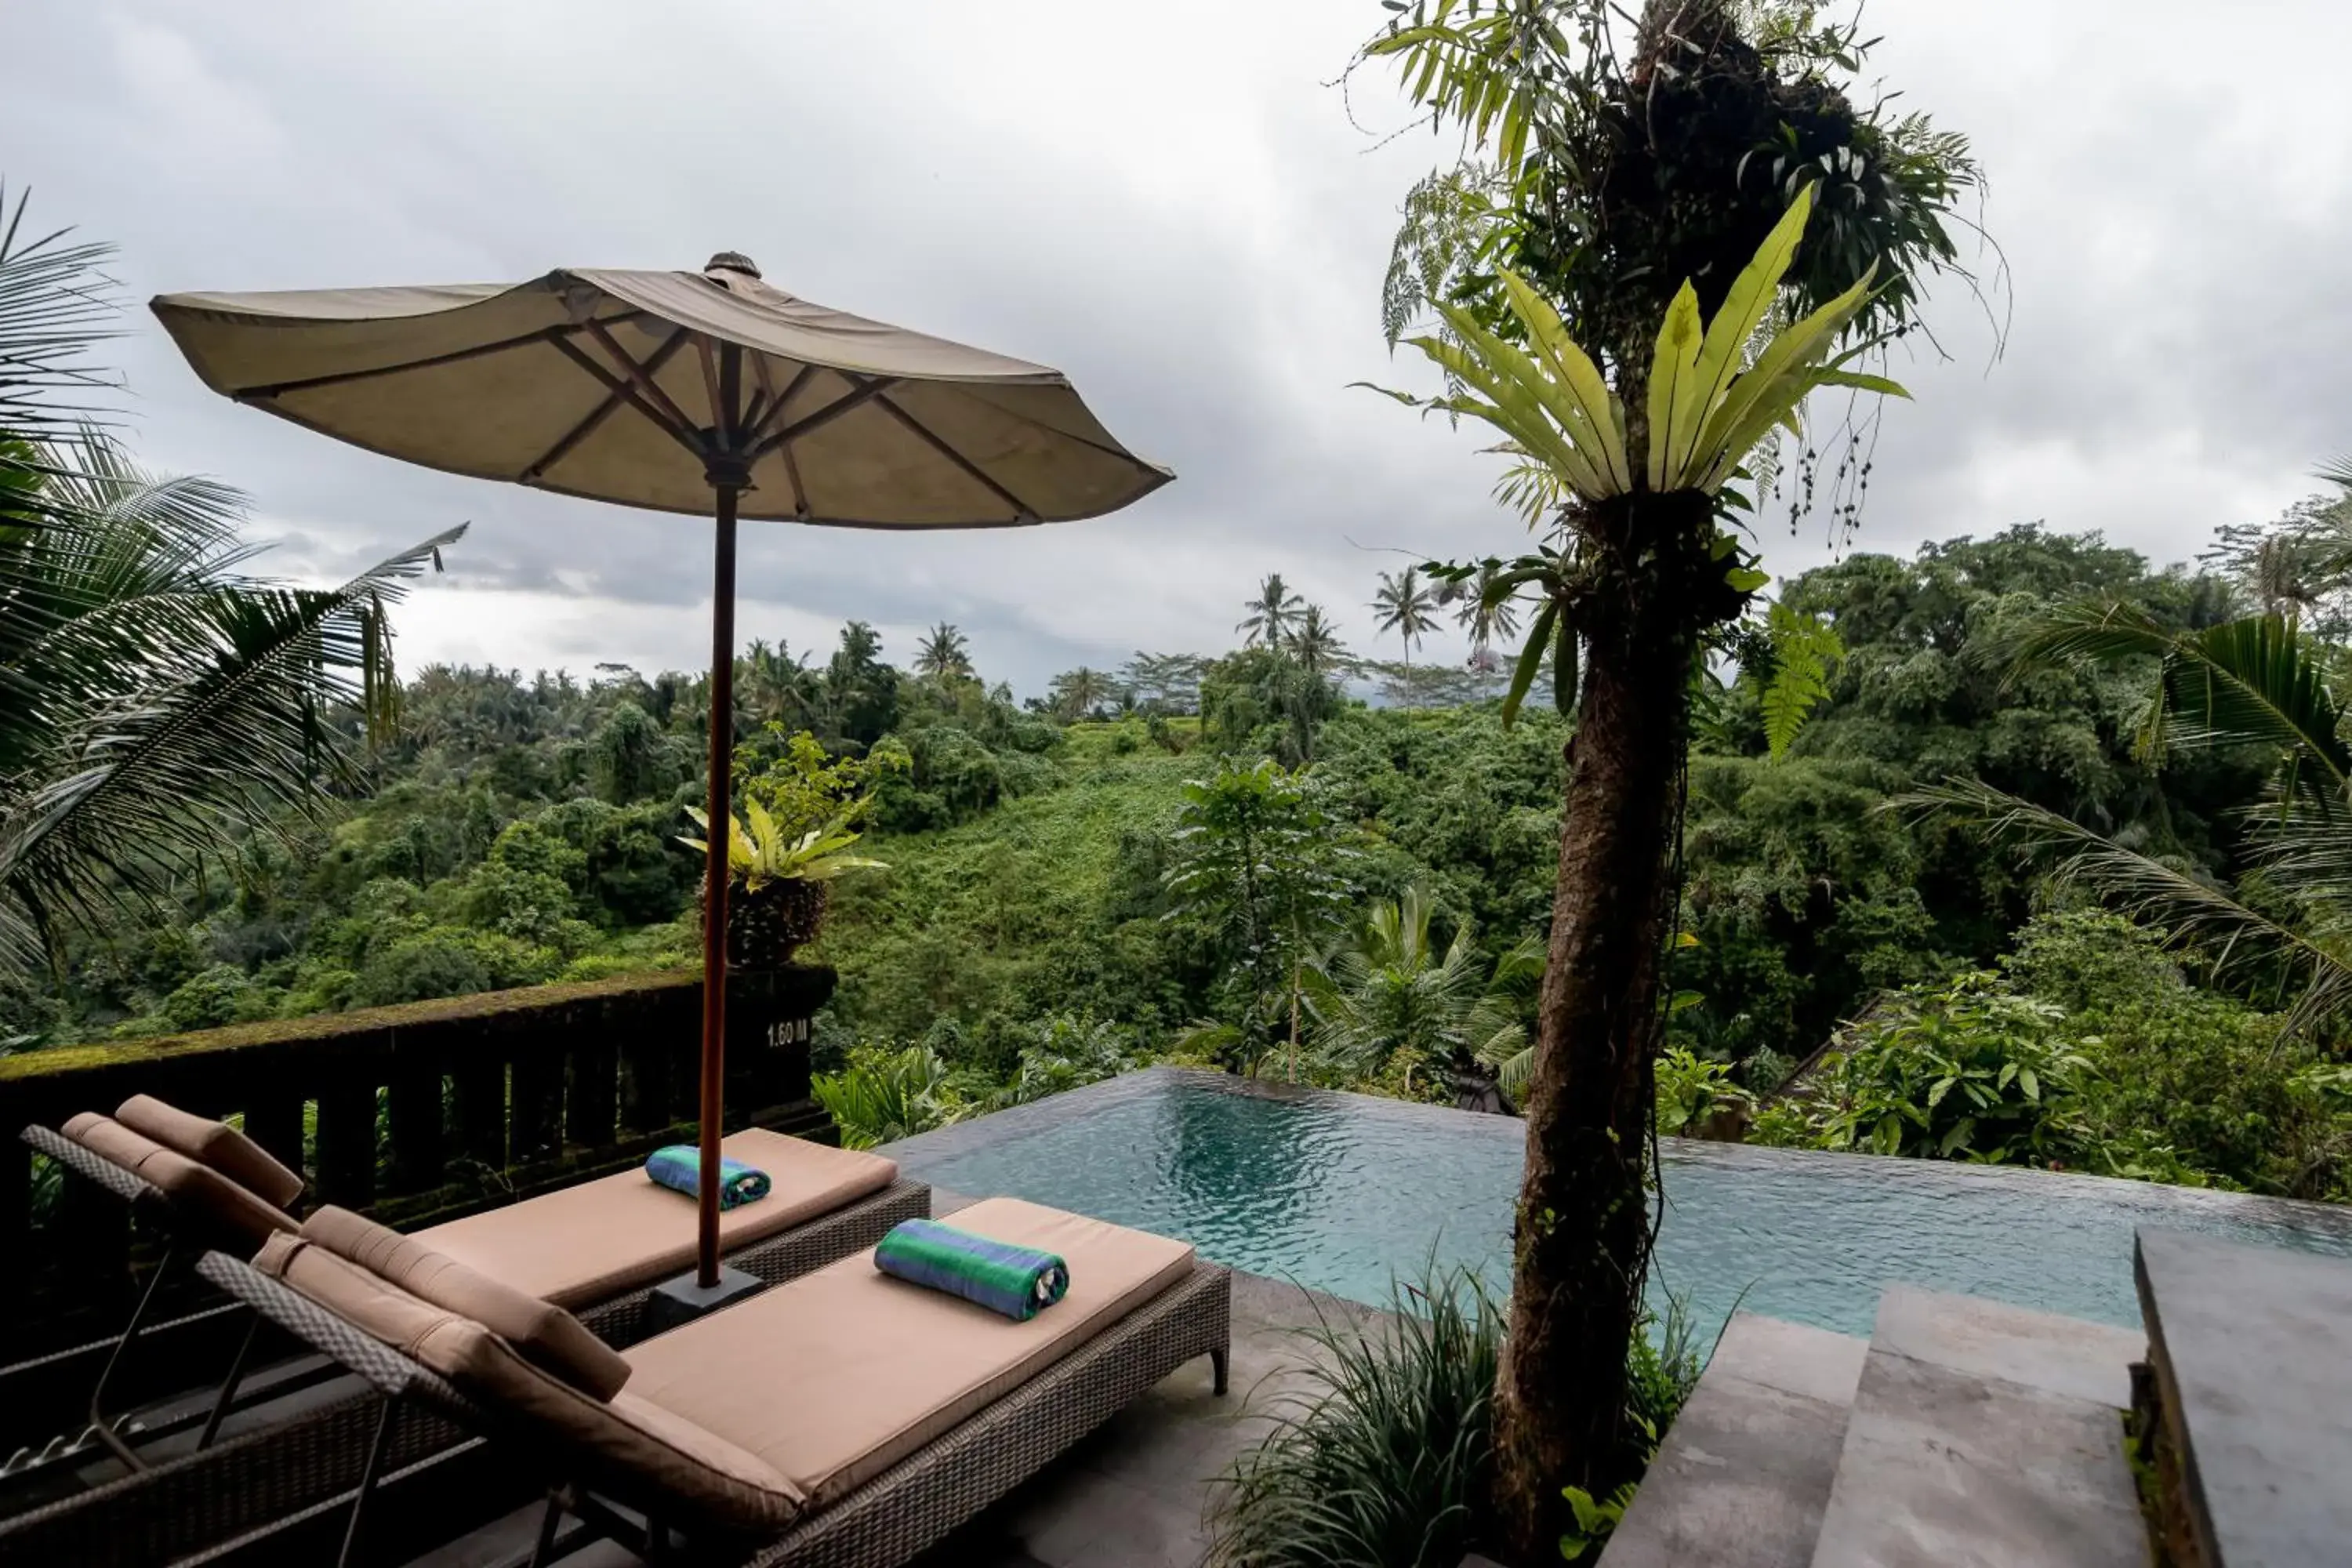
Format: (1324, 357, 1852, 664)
(681, 730, 891, 967)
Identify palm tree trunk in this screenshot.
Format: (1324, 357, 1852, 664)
(1490, 491, 1717, 1560)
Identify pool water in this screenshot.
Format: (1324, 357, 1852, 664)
(891, 1070, 2352, 1339)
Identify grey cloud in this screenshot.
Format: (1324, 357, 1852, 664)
(12, 0, 2350, 692)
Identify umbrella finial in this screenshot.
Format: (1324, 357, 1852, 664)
(704, 251, 761, 280)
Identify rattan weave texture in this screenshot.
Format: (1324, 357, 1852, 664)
(0, 1163, 927, 1564)
(201, 1248, 1232, 1568)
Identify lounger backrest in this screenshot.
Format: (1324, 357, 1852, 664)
(252, 1233, 805, 1533)
(114, 1094, 305, 1209)
(61, 1112, 296, 1253)
(299, 1205, 631, 1402)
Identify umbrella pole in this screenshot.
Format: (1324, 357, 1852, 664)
(696, 481, 739, 1289)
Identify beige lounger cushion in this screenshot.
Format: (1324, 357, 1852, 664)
(414, 1128, 898, 1308)
(63, 1112, 296, 1251)
(114, 1094, 305, 1208)
(254, 1232, 804, 1530)
(301, 1206, 631, 1401)
(623, 1196, 1196, 1508)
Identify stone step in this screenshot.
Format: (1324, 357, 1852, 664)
(1808, 1287, 2147, 1568)
(2136, 1228, 2352, 1568)
(1599, 1313, 1867, 1568)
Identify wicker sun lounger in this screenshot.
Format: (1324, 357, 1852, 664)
(4, 1100, 927, 1559)
(190, 1196, 1230, 1568)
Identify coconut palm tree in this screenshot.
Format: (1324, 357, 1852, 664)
(1305, 886, 1526, 1090)
(914, 621, 975, 682)
(1289, 604, 1348, 680)
(739, 638, 819, 731)
(1370, 567, 1439, 682)
(1047, 665, 1114, 720)
(1236, 572, 1306, 648)
(1442, 561, 1524, 672)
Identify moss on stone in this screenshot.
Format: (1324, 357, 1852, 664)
(0, 971, 705, 1084)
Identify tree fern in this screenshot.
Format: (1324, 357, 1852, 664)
(1760, 601, 1844, 760)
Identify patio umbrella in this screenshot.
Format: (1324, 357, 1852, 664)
(151, 253, 1171, 1298)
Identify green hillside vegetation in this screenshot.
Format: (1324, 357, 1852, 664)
(7, 512, 2350, 1203)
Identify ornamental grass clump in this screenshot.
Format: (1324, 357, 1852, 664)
(1209, 1267, 1706, 1568)
(1209, 1265, 1504, 1568)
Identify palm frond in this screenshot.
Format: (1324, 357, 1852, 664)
(2013, 601, 2350, 801)
(0, 511, 463, 968)
(0, 185, 122, 502)
(1911, 777, 2352, 1035)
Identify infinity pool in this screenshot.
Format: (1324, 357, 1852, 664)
(887, 1069, 2352, 1338)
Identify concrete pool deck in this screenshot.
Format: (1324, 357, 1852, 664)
(906, 1256, 1379, 1568)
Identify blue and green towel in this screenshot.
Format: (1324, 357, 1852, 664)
(874, 1218, 1069, 1321)
(644, 1145, 771, 1209)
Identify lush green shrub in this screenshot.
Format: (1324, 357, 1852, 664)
(158, 964, 280, 1031)
(487, 818, 589, 888)
(1743, 912, 2352, 1196)
(1759, 974, 2102, 1165)
(450, 861, 583, 947)
(2004, 912, 2350, 1198)
(811, 1044, 967, 1149)
(993, 1013, 1145, 1106)
(535, 797, 697, 927)
(354, 927, 561, 1007)
(1654, 1045, 1755, 1137)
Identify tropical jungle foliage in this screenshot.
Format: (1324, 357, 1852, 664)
(25, 501, 2352, 1226)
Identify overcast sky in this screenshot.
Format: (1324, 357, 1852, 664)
(9, 2, 2350, 695)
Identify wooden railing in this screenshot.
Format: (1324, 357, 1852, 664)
(0, 965, 833, 1372)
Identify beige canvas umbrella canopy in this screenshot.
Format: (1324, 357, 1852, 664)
(152, 254, 1171, 1297)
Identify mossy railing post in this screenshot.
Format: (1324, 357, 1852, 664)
(618, 1035, 670, 1140)
(314, 1076, 378, 1209)
(245, 1083, 304, 1180)
(510, 1051, 564, 1164)
(0, 964, 833, 1426)
(568, 1037, 619, 1152)
(451, 1055, 506, 1168)
(387, 1040, 445, 1193)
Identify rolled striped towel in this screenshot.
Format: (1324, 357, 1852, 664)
(644, 1145, 771, 1209)
(873, 1218, 1069, 1321)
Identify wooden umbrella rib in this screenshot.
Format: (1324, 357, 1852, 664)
(694, 335, 731, 446)
(521, 327, 690, 482)
(775, 437, 812, 520)
(750, 360, 815, 517)
(873, 392, 1037, 521)
(746, 361, 815, 445)
(234, 313, 640, 400)
(746, 376, 897, 462)
(584, 320, 703, 441)
(546, 335, 708, 461)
